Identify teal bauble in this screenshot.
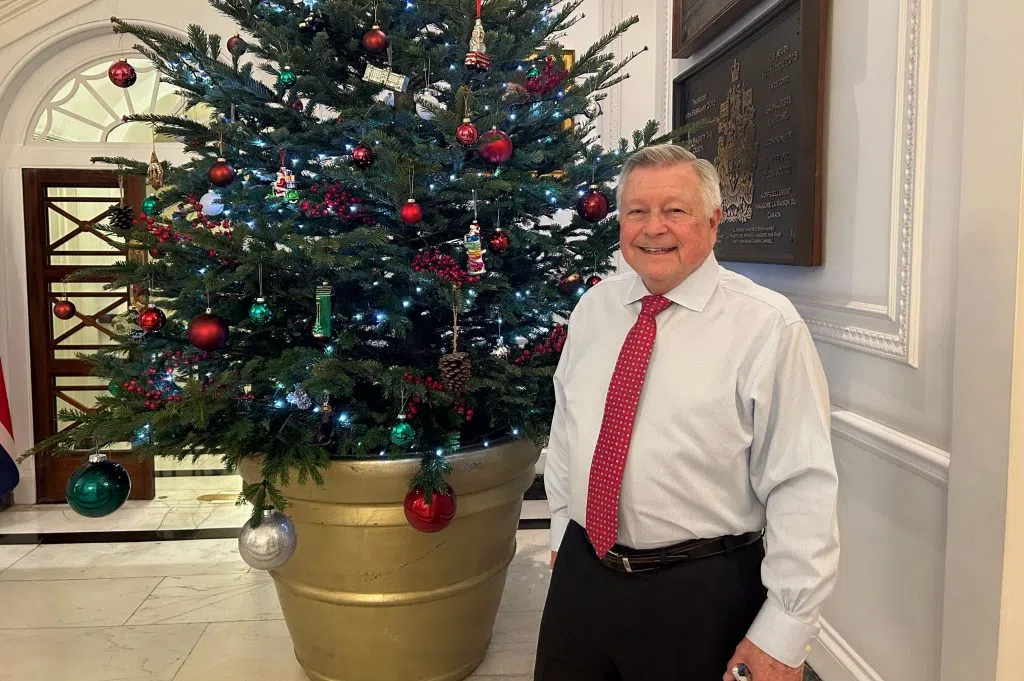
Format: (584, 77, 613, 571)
(249, 298, 272, 324)
(389, 417, 416, 447)
(278, 66, 297, 87)
(141, 195, 159, 216)
(108, 379, 120, 396)
(65, 454, 131, 518)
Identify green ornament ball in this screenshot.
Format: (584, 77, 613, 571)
(65, 455, 131, 518)
(278, 66, 297, 87)
(284, 188, 301, 203)
(527, 66, 540, 78)
(108, 379, 120, 396)
(390, 419, 416, 447)
(141, 195, 159, 216)
(249, 298, 272, 324)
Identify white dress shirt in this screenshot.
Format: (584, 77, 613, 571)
(545, 252, 840, 668)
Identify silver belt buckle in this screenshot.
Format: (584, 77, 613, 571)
(607, 549, 632, 573)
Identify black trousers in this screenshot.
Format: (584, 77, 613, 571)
(534, 520, 767, 681)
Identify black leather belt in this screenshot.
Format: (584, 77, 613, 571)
(599, 530, 764, 574)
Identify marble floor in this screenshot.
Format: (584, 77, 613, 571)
(0, 530, 549, 681)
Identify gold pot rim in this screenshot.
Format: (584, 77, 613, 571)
(239, 437, 539, 504)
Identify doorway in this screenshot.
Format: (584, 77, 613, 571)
(22, 168, 155, 503)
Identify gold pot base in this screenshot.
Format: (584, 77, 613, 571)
(241, 440, 539, 681)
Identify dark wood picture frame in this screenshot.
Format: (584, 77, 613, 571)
(673, 0, 763, 59)
(672, 0, 828, 266)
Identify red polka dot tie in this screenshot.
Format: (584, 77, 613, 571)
(585, 294, 673, 558)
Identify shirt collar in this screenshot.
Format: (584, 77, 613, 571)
(623, 251, 721, 312)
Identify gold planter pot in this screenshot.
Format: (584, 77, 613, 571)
(239, 439, 539, 681)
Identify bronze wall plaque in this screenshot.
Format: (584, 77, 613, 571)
(673, 0, 763, 58)
(673, 0, 828, 266)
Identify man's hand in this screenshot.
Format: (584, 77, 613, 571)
(723, 638, 802, 681)
(549, 550, 557, 568)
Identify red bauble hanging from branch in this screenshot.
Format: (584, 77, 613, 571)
(404, 486, 457, 533)
(455, 118, 479, 146)
(226, 34, 246, 55)
(138, 304, 167, 333)
(478, 128, 513, 164)
(577, 185, 610, 222)
(187, 309, 229, 351)
(351, 143, 375, 168)
(53, 300, 76, 320)
(362, 25, 389, 54)
(108, 58, 137, 88)
(208, 158, 236, 187)
(487, 229, 509, 254)
(399, 198, 423, 225)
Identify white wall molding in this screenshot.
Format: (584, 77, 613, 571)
(602, 0, 623, 145)
(831, 409, 950, 486)
(812, 619, 888, 681)
(784, 0, 929, 366)
(660, 0, 931, 366)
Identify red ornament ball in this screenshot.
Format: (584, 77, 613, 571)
(187, 310, 229, 351)
(53, 300, 76, 320)
(586, 274, 603, 288)
(404, 486, 457, 533)
(478, 128, 513, 164)
(108, 59, 137, 88)
(138, 305, 166, 333)
(399, 199, 423, 225)
(226, 34, 246, 55)
(148, 248, 161, 258)
(361, 26, 389, 54)
(208, 158, 236, 187)
(488, 229, 509, 254)
(577, 185, 610, 223)
(351, 143, 374, 168)
(291, 98, 304, 113)
(455, 118, 479, 146)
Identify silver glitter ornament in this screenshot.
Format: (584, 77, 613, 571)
(238, 508, 297, 570)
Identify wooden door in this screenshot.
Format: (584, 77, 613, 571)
(23, 168, 155, 503)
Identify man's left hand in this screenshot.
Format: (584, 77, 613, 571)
(723, 638, 803, 681)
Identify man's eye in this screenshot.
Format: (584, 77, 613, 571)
(629, 209, 647, 215)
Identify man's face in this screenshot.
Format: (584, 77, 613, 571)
(618, 164, 722, 295)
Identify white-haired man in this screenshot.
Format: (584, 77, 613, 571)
(535, 143, 839, 681)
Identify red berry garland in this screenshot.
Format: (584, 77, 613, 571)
(512, 324, 567, 366)
(523, 56, 568, 97)
(412, 249, 480, 287)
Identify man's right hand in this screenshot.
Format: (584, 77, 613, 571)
(550, 551, 557, 568)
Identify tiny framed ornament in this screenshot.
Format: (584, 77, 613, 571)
(362, 64, 409, 93)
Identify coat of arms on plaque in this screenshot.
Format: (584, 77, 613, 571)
(715, 59, 757, 223)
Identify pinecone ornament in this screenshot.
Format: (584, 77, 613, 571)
(109, 205, 134, 232)
(439, 352, 471, 395)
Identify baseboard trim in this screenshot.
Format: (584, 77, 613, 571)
(830, 410, 950, 486)
(810, 619, 886, 681)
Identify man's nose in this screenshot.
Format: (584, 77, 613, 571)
(642, 212, 669, 236)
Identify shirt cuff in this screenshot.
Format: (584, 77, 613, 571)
(745, 598, 819, 668)
(549, 514, 571, 553)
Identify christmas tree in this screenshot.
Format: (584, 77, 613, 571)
(31, 0, 673, 521)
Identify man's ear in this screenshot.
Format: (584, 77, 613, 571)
(709, 207, 723, 234)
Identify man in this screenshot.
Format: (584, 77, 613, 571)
(536, 144, 839, 681)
